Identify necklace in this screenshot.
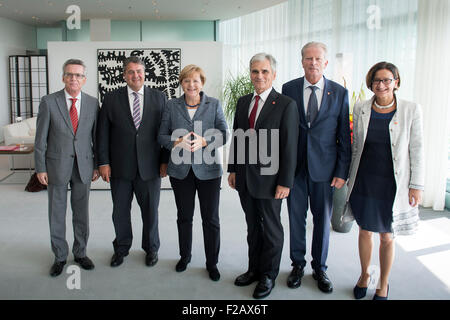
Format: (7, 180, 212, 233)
(185, 103, 199, 108)
(374, 98, 395, 109)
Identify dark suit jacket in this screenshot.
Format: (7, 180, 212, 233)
(282, 76, 351, 182)
(228, 88, 299, 199)
(96, 86, 169, 181)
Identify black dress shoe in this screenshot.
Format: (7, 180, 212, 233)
(50, 260, 66, 277)
(253, 275, 275, 299)
(313, 270, 333, 293)
(110, 252, 128, 267)
(207, 266, 220, 281)
(234, 271, 259, 286)
(287, 266, 304, 288)
(145, 252, 158, 267)
(74, 256, 95, 270)
(175, 257, 191, 272)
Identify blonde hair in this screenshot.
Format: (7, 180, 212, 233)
(301, 41, 328, 60)
(179, 64, 206, 85)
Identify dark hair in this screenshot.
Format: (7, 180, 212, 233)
(62, 59, 86, 75)
(123, 56, 145, 72)
(366, 61, 401, 91)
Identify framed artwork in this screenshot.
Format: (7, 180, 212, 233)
(97, 48, 181, 104)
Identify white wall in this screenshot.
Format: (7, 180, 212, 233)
(0, 18, 37, 142)
(47, 41, 223, 102)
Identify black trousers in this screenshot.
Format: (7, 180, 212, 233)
(238, 187, 283, 280)
(110, 175, 161, 255)
(169, 169, 221, 269)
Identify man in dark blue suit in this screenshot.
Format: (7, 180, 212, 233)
(282, 42, 351, 293)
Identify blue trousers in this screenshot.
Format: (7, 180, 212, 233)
(286, 174, 334, 272)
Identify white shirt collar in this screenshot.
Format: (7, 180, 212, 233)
(253, 87, 273, 102)
(304, 77, 324, 91)
(127, 85, 144, 96)
(64, 90, 81, 101)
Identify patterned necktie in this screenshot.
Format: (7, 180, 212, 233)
(306, 85, 318, 126)
(132, 92, 141, 129)
(69, 98, 78, 134)
(248, 95, 260, 129)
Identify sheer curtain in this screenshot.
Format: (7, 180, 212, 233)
(414, 0, 450, 210)
(219, 0, 418, 98)
(219, 0, 450, 210)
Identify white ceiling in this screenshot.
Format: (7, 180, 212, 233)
(0, 0, 286, 26)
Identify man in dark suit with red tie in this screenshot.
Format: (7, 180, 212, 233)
(96, 56, 169, 268)
(282, 42, 351, 293)
(228, 53, 299, 299)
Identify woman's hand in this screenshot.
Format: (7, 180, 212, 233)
(191, 132, 207, 152)
(409, 188, 423, 207)
(173, 132, 193, 151)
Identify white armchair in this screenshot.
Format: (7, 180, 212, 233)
(2, 117, 36, 169)
(3, 117, 36, 146)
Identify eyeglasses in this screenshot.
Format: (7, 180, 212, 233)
(372, 78, 395, 85)
(64, 73, 85, 79)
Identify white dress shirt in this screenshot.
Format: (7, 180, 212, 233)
(303, 77, 324, 115)
(64, 90, 81, 118)
(127, 86, 144, 118)
(248, 87, 273, 123)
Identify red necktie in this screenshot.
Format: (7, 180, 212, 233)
(248, 95, 260, 129)
(70, 98, 78, 134)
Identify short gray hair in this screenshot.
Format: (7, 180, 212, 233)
(62, 59, 86, 75)
(249, 53, 277, 73)
(123, 56, 145, 72)
(301, 41, 328, 60)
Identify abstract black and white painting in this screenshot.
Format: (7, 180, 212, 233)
(97, 48, 181, 104)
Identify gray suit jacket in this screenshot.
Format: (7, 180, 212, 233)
(158, 92, 228, 180)
(35, 89, 99, 185)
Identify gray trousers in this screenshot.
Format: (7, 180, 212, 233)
(48, 160, 91, 262)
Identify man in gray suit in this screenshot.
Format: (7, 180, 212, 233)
(35, 59, 100, 277)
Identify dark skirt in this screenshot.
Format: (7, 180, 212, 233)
(349, 109, 396, 233)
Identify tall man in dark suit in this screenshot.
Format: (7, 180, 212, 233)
(282, 42, 351, 293)
(228, 53, 299, 299)
(35, 59, 99, 277)
(97, 56, 169, 268)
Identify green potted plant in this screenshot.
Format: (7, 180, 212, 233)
(331, 83, 366, 233)
(222, 70, 254, 123)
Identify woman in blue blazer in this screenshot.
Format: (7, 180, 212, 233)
(158, 65, 228, 281)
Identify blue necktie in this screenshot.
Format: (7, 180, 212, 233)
(306, 85, 318, 126)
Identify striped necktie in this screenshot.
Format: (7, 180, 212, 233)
(69, 98, 78, 134)
(132, 92, 141, 129)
